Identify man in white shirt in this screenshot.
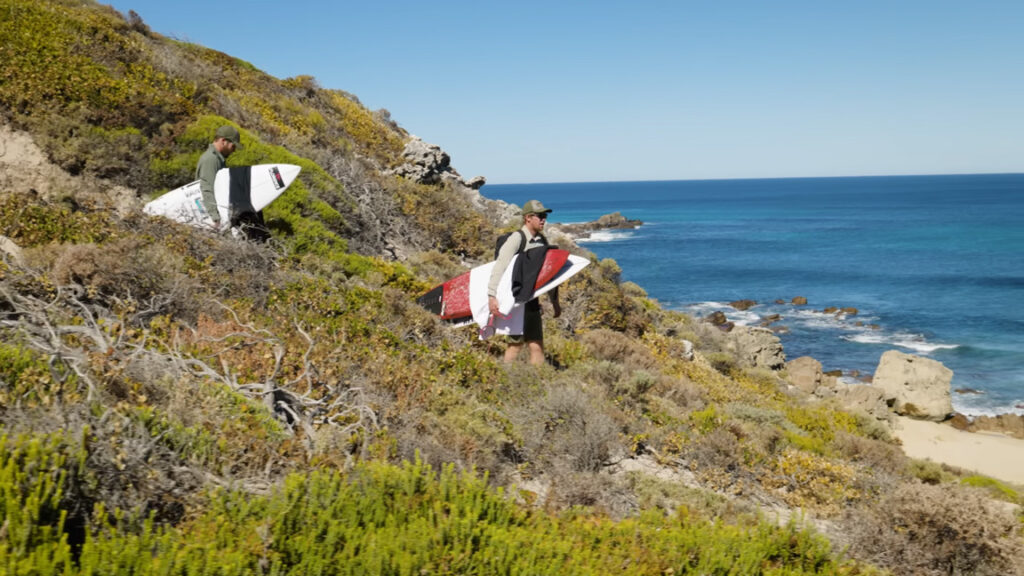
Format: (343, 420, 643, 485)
(487, 200, 561, 365)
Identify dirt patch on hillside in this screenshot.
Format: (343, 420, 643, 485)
(0, 122, 140, 216)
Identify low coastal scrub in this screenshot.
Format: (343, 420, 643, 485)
(2, 442, 870, 575)
(2, 1, 1023, 574)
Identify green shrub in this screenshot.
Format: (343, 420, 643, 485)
(82, 459, 868, 575)
(0, 431, 82, 574)
(960, 475, 1021, 504)
(0, 193, 117, 247)
(0, 432, 873, 575)
(0, 344, 81, 409)
(908, 459, 952, 485)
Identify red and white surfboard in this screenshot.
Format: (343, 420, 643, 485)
(417, 248, 589, 335)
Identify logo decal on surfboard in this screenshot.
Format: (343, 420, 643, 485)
(269, 166, 286, 190)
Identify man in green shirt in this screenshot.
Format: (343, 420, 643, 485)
(195, 125, 242, 228)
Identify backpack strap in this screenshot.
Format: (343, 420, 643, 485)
(515, 230, 527, 253)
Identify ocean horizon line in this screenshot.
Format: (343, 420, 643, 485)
(484, 171, 1024, 188)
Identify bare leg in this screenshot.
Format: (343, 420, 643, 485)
(527, 341, 545, 365)
(504, 342, 523, 363)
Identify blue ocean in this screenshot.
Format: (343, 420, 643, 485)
(483, 174, 1024, 417)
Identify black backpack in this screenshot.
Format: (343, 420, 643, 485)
(494, 230, 527, 260)
(494, 230, 550, 303)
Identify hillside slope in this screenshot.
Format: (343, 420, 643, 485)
(0, 1, 1022, 574)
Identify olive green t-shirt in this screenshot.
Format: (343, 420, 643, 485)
(195, 144, 225, 223)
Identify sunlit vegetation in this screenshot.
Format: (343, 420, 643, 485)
(1, 1, 1022, 574)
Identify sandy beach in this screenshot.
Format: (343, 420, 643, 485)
(893, 416, 1024, 486)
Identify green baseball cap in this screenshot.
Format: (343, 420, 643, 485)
(215, 125, 243, 148)
(521, 199, 552, 215)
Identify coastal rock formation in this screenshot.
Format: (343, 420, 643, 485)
(464, 176, 486, 190)
(873, 350, 953, 421)
(386, 137, 485, 190)
(949, 413, 1024, 439)
(382, 136, 521, 228)
(729, 299, 757, 311)
(786, 356, 823, 394)
(703, 311, 734, 332)
(785, 353, 890, 423)
(728, 326, 786, 370)
(387, 137, 450, 184)
(834, 383, 892, 424)
(791, 296, 808, 306)
(556, 212, 642, 240)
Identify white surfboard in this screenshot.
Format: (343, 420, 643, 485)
(466, 252, 589, 337)
(144, 164, 301, 229)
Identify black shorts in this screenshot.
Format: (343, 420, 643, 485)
(508, 299, 543, 344)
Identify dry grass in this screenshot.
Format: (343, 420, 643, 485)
(511, 381, 620, 474)
(841, 481, 1024, 575)
(581, 328, 658, 370)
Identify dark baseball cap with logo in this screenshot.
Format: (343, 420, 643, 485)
(215, 125, 243, 148)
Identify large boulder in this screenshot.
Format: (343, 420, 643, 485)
(729, 326, 786, 370)
(834, 383, 892, 424)
(786, 356, 822, 394)
(873, 350, 953, 421)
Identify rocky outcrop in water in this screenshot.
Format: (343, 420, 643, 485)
(555, 212, 642, 240)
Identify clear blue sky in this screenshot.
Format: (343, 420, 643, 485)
(107, 1, 1023, 184)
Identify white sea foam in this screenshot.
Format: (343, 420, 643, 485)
(787, 309, 851, 330)
(683, 301, 731, 315)
(726, 310, 761, 326)
(576, 229, 634, 243)
(842, 331, 959, 354)
(951, 399, 1024, 418)
(892, 339, 959, 354)
(682, 301, 762, 326)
